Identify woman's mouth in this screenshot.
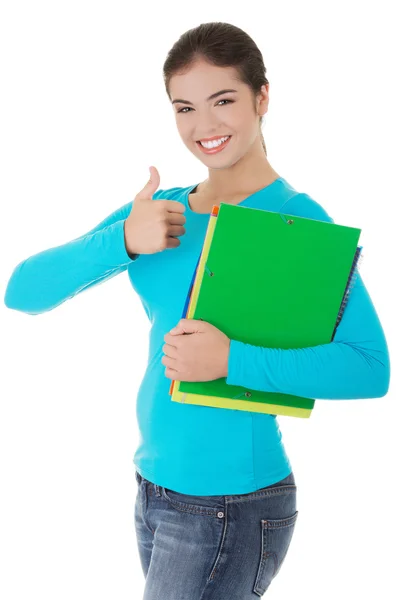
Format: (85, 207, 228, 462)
(196, 135, 232, 154)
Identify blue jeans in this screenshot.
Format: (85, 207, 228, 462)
(134, 469, 298, 599)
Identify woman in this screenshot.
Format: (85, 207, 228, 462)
(4, 21, 390, 599)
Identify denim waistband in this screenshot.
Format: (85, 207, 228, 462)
(134, 469, 294, 496)
(135, 470, 162, 496)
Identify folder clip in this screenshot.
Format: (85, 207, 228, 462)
(232, 391, 252, 399)
(279, 197, 295, 224)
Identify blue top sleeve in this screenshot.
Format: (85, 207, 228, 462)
(4, 200, 138, 315)
(226, 193, 391, 400)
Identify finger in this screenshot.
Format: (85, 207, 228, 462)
(162, 343, 178, 357)
(167, 225, 186, 237)
(135, 166, 160, 201)
(161, 354, 177, 368)
(167, 213, 186, 225)
(165, 367, 179, 380)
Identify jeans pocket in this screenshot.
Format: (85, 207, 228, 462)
(161, 487, 225, 517)
(253, 510, 299, 597)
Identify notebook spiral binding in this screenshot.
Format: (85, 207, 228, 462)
(331, 245, 364, 340)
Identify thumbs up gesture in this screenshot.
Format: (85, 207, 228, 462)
(124, 166, 187, 256)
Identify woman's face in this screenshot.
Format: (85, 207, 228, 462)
(169, 59, 268, 169)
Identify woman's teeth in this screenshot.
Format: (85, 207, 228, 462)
(196, 135, 232, 153)
(200, 135, 230, 148)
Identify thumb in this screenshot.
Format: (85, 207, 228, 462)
(136, 165, 160, 201)
(169, 318, 204, 335)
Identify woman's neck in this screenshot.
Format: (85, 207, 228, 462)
(194, 165, 282, 202)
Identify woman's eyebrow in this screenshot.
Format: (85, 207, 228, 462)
(172, 89, 238, 105)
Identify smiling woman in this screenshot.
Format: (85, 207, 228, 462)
(162, 21, 287, 211)
(128, 21, 303, 599)
(167, 55, 269, 159)
(3, 17, 390, 600)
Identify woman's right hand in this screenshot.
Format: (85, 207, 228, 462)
(124, 166, 186, 256)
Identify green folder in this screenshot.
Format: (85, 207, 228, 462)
(172, 203, 362, 418)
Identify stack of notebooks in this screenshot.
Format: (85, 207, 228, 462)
(169, 202, 362, 418)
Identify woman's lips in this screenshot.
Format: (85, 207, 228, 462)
(196, 136, 232, 154)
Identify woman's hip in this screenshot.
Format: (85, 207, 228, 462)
(135, 471, 298, 598)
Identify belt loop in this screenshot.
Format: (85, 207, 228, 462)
(154, 484, 162, 497)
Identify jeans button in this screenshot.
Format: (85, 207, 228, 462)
(217, 511, 224, 518)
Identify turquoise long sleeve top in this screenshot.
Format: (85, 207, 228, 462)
(4, 177, 390, 495)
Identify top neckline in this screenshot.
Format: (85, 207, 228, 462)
(183, 177, 285, 215)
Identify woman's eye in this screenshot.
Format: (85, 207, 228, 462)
(177, 99, 233, 114)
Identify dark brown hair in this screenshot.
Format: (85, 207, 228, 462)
(163, 22, 269, 155)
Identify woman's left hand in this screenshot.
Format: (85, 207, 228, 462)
(162, 319, 231, 382)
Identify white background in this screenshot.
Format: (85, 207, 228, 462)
(1, 1, 399, 598)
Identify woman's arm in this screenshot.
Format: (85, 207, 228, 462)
(226, 193, 390, 400)
(3, 198, 147, 315)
